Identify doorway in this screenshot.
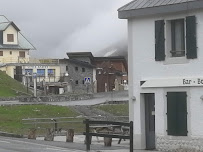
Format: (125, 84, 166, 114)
(144, 93, 155, 150)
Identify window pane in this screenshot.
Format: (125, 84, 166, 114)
(37, 69, 45, 77)
(0, 51, 3, 56)
(48, 69, 55, 76)
(7, 34, 14, 42)
(171, 19, 185, 57)
(25, 69, 33, 75)
(19, 51, 25, 57)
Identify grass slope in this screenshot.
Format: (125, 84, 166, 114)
(95, 104, 129, 116)
(0, 70, 29, 97)
(0, 105, 82, 135)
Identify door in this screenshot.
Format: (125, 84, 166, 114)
(14, 66, 23, 82)
(144, 93, 155, 150)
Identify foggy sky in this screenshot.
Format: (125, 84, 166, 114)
(0, 0, 131, 58)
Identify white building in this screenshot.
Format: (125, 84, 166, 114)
(118, 0, 203, 151)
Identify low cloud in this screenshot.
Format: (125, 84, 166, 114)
(0, 0, 131, 58)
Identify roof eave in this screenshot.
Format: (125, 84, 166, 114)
(4, 22, 20, 31)
(118, 0, 203, 19)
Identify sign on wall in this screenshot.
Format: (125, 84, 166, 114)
(84, 77, 91, 84)
(25, 66, 50, 69)
(141, 77, 203, 88)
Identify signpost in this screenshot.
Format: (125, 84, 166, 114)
(84, 77, 91, 93)
(33, 73, 37, 97)
(84, 77, 91, 84)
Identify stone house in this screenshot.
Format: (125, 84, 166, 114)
(60, 52, 96, 94)
(118, 0, 203, 151)
(94, 56, 128, 92)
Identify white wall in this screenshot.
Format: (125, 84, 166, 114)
(0, 50, 29, 63)
(128, 9, 203, 149)
(3, 25, 18, 45)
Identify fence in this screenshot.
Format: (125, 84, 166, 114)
(22, 117, 84, 136)
(83, 119, 133, 152)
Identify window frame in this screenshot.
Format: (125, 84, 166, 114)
(82, 67, 85, 72)
(75, 67, 78, 71)
(25, 69, 33, 75)
(48, 69, 55, 77)
(0, 51, 3, 56)
(37, 69, 45, 77)
(19, 51, 25, 58)
(164, 17, 189, 64)
(170, 19, 185, 57)
(7, 34, 14, 42)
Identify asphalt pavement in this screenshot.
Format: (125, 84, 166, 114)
(0, 91, 128, 106)
(0, 136, 84, 152)
(0, 136, 158, 152)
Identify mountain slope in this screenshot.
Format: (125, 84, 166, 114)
(0, 70, 29, 97)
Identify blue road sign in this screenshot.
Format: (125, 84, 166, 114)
(84, 77, 91, 84)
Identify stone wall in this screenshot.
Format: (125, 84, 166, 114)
(157, 136, 203, 152)
(19, 94, 93, 102)
(0, 97, 19, 101)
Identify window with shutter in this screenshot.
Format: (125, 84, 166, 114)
(155, 20, 165, 61)
(167, 92, 187, 136)
(156, 15, 197, 63)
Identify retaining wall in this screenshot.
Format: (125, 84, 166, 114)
(19, 94, 93, 102)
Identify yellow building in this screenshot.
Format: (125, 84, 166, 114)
(0, 15, 64, 94)
(0, 15, 35, 63)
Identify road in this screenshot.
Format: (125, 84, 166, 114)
(0, 136, 130, 152)
(0, 136, 85, 152)
(0, 91, 128, 106)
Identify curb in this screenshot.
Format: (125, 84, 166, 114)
(0, 131, 24, 138)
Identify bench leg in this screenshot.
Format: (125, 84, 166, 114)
(93, 129, 99, 143)
(118, 138, 122, 144)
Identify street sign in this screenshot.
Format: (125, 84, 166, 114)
(84, 77, 91, 84)
(33, 73, 37, 78)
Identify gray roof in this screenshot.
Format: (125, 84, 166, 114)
(0, 22, 10, 31)
(68, 59, 95, 68)
(118, 0, 203, 19)
(0, 22, 20, 31)
(0, 15, 35, 50)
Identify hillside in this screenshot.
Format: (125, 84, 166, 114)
(0, 70, 29, 97)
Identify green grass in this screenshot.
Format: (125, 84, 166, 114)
(0, 105, 84, 135)
(0, 70, 30, 97)
(95, 104, 129, 116)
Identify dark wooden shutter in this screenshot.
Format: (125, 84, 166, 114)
(155, 20, 165, 61)
(167, 92, 187, 136)
(186, 16, 197, 59)
(176, 92, 187, 136)
(167, 92, 177, 135)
